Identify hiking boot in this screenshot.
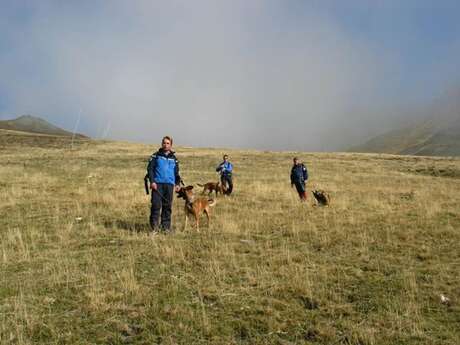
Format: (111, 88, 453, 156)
(149, 221, 160, 233)
(160, 226, 175, 234)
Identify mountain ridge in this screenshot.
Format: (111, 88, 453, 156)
(0, 115, 89, 138)
(349, 88, 460, 156)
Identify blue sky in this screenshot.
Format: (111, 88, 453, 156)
(304, 1, 460, 102)
(0, 1, 459, 150)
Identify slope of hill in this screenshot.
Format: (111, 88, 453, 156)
(350, 88, 460, 156)
(0, 114, 88, 138)
(1, 133, 459, 344)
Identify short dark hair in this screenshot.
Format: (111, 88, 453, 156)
(223, 154, 228, 159)
(162, 136, 173, 145)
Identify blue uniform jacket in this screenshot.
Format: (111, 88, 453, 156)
(216, 161, 233, 176)
(147, 149, 181, 185)
(291, 163, 308, 184)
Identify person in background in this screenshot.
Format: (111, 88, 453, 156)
(216, 154, 233, 195)
(290, 157, 308, 201)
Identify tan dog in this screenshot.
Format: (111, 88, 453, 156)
(312, 190, 331, 206)
(176, 185, 216, 231)
(197, 181, 226, 196)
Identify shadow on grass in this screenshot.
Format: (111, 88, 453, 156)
(103, 220, 150, 233)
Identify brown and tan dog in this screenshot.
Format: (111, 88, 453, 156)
(312, 190, 331, 206)
(176, 185, 216, 231)
(197, 182, 226, 196)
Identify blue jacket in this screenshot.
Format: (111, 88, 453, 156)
(216, 161, 233, 176)
(147, 149, 181, 185)
(291, 163, 308, 184)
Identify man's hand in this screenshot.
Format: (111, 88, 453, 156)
(150, 182, 158, 191)
(174, 185, 181, 192)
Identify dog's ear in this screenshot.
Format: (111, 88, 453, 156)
(186, 185, 194, 190)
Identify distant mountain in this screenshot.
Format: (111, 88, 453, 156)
(0, 115, 88, 138)
(350, 88, 460, 156)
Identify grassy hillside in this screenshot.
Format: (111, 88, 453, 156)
(350, 117, 460, 156)
(400, 121, 460, 156)
(0, 115, 88, 138)
(1, 132, 460, 344)
(350, 88, 460, 156)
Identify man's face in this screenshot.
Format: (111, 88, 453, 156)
(293, 159, 299, 165)
(162, 139, 172, 152)
(223, 156, 228, 162)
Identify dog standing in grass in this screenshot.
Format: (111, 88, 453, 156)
(312, 190, 330, 206)
(176, 185, 216, 231)
(197, 181, 225, 197)
(290, 157, 308, 201)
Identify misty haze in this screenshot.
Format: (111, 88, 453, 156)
(1, 1, 459, 151)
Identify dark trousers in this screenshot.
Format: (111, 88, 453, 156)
(221, 174, 233, 195)
(294, 181, 307, 201)
(150, 183, 174, 230)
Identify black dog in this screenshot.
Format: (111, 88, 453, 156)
(312, 190, 330, 206)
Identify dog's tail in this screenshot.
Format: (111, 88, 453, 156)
(208, 198, 217, 207)
(197, 183, 204, 187)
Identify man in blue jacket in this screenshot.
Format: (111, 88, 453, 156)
(216, 154, 233, 195)
(290, 157, 308, 201)
(147, 136, 182, 232)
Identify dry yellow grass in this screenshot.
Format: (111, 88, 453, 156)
(1, 130, 459, 344)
